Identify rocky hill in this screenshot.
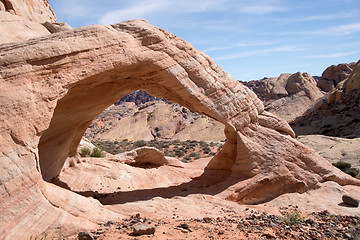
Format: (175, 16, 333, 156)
(242, 72, 323, 121)
(85, 96, 226, 142)
(241, 62, 357, 123)
(291, 60, 360, 138)
(317, 62, 356, 92)
(115, 90, 167, 105)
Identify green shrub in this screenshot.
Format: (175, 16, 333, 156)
(281, 211, 303, 226)
(207, 152, 216, 157)
(90, 147, 106, 158)
(346, 168, 359, 178)
(333, 161, 359, 178)
(30, 234, 47, 240)
(202, 146, 211, 154)
(332, 161, 351, 171)
(80, 147, 91, 157)
(134, 140, 146, 148)
(189, 152, 200, 158)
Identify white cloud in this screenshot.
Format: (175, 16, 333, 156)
(99, 1, 167, 25)
(98, 0, 288, 25)
(203, 41, 276, 52)
(214, 45, 304, 60)
(301, 50, 360, 58)
(238, 5, 286, 14)
(49, 0, 93, 18)
(277, 12, 358, 25)
(331, 23, 360, 35)
(299, 22, 360, 37)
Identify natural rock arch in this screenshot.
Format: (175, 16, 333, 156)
(31, 20, 359, 199)
(1, 19, 359, 238)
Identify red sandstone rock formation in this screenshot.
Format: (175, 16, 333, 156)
(0, 1, 359, 239)
(317, 62, 356, 92)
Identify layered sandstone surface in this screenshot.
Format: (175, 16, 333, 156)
(291, 60, 360, 138)
(1, 8, 360, 240)
(242, 72, 324, 122)
(0, 0, 58, 44)
(85, 98, 226, 142)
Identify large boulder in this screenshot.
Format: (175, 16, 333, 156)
(317, 62, 356, 92)
(264, 72, 324, 121)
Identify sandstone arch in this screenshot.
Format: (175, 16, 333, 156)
(1, 19, 360, 238)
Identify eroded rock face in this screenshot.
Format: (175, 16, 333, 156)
(0, 0, 55, 22)
(85, 98, 226, 142)
(0, 0, 56, 44)
(0, 18, 359, 239)
(318, 62, 356, 92)
(291, 60, 360, 138)
(264, 72, 324, 121)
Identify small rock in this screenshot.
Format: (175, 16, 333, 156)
(178, 223, 190, 229)
(342, 194, 359, 207)
(133, 224, 156, 235)
(78, 232, 94, 240)
(203, 217, 213, 223)
(181, 229, 189, 233)
(104, 221, 114, 226)
(344, 233, 352, 239)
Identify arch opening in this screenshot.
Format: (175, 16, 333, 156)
(38, 62, 232, 182)
(84, 90, 226, 163)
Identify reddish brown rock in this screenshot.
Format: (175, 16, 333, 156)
(0, 8, 359, 240)
(264, 72, 324, 121)
(0, 0, 55, 22)
(0, 0, 56, 44)
(318, 62, 356, 92)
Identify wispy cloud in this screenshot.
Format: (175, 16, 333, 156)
(99, 1, 167, 25)
(99, 0, 288, 25)
(301, 50, 360, 58)
(299, 22, 360, 37)
(203, 41, 276, 52)
(50, 0, 93, 18)
(238, 5, 287, 14)
(331, 23, 360, 35)
(214, 45, 304, 61)
(272, 22, 360, 38)
(277, 12, 358, 25)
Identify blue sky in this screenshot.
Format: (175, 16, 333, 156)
(48, 0, 360, 81)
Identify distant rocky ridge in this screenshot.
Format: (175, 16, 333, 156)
(240, 72, 323, 121)
(317, 62, 356, 92)
(115, 90, 167, 105)
(240, 62, 357, 122)
(85, 98, 226, 142)
(291, 60, 360, 138)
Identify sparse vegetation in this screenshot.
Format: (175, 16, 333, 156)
(332, 161, 359, 178)
(92, 139, 223, 162)
(90, 147, 106, 158)
(80, 147, 106, 158)
(30, 234, 47, 240)
(281, 210, 303, 226)
(80, 147, 91, 157)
